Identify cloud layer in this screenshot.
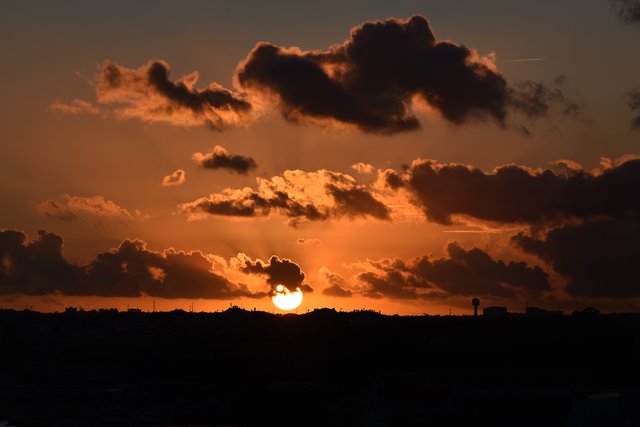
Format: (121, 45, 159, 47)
(0, 229, 257, 298)
(356, 242, 549, 300)
(55, 16, 577, 135)
(386, 157, 640, 225)
(513, 217, 640, 298)
(36, 195, 146, 222)
(179, 169, 390, 226)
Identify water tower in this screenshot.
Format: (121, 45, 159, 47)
(472, 298, 480, 317)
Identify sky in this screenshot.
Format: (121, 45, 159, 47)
(1, 0, 639, 314)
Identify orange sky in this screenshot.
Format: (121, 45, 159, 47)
(1, 1, 640, 314)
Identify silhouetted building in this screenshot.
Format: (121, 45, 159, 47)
(472, 298, 480, 317)
(526, 306, 563, 318)
(483, 306, 507, 318)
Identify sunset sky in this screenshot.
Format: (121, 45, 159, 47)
(1, 0, 639, 314)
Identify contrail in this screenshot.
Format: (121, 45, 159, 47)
(501, 58, 547, 62)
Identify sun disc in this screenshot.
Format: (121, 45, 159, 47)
(272, 284, 303, 311)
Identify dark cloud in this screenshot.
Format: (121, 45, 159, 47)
(241, 255, 312, 294)
(192, 145, 257, 174)
(0, 229, 258, 299)
(387, 157, 640, 225)
(0, 230, 83, 296)
(628, 88, 640, 129)
(326, 184, 391, 220)
(358, 242, 549, 299)
(513, 217, 640, 298)
(319, 267, 352, 297)
(96, 60, 251, 130)
(508, 80, 581, 117)
(554, 75, 568, 86)
(358, 270, 423, 300)
(237, 15, 554, 134)
(610, 0, 640, 24)
(179, 169, 390, 226)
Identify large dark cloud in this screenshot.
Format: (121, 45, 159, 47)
(179, 169, 390, 226)
(96, 60, 252, 130)
(386, 157, 640, 225)
(0, 229, 259, 299)
(240, 255, 312, 295)
(236, 15, 572, 134)
(513, 217, 640, 298)
(193, 145, 257, 174)
(357, 242, 550, 300)
(628, 88, 640, 129)
(610, 0, 640, 24)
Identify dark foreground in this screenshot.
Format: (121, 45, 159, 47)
(1, 308, 639, 426)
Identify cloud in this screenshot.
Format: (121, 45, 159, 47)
(49, 98, 99, 115)
(554, 75, 568, 86)
(57, 16, 577, 135)
(35, 200, 77, 222)
(610, 0, 640, 24)
(236, 15, 512, 134)
(513, 217, 640, 298)
(0, 229, 258, 298)
(96, 60, 252, 130)
(237, 254, 312, 294)
(628, 88, 640, 129)
(36, 195, 147, 222)
(296, 238, 321, 247)
(385, 156, 640, 225)
(179, 169, 390, 226)
(192, 145, 257, 174)
(508, 80, 581, 117)
(235, 15, 581, 134)
(162, 169, 186, 186)
(351, 162, 375, 174)
(319, 267, 352, 297)
(357, 242, 550, 300)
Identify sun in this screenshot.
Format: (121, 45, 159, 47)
(272, 284, 303, 311)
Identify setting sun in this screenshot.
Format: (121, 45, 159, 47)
(272, 284, 303, 311)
